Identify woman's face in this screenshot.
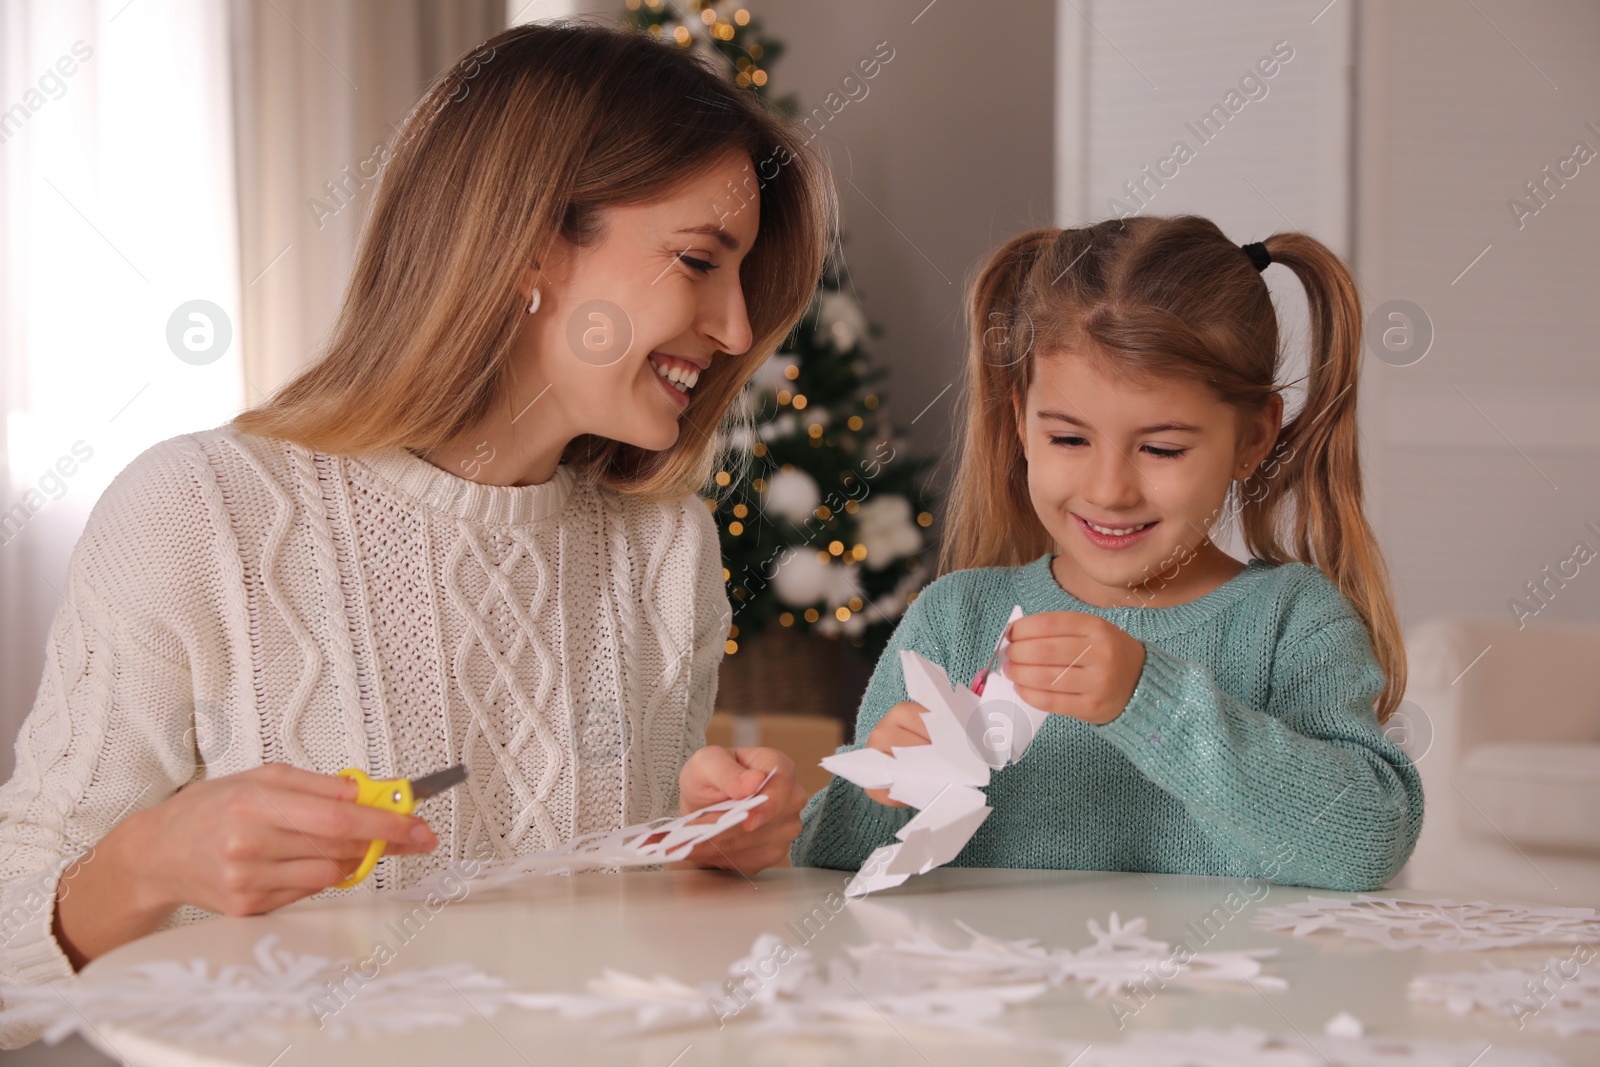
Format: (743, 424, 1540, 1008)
(523, 150, 760, 453)
(1014, 354, 1276, 608)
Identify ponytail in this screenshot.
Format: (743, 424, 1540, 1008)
(1244, 234, 1407, 724)
(939, 229, 1061, 575)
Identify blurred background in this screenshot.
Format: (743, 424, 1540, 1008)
(2, 3, 1598, 1057)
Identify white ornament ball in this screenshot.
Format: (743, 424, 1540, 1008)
(750, 353, 799, 393)
(771, 548, 831, 607)
(762, 467, 820, 524)
(856, 494, 924, 569)
(818, 291, 869, 352)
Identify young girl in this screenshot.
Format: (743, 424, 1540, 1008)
(792, 215, 1422, 893)
(0, 20, 835, 1014)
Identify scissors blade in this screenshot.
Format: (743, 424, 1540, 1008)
(971, 624, 1006, 694)
(409, 764, 468, 801)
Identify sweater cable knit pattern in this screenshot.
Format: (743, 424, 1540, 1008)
(792, 553, 1424, 893)
(0, 426, 730, 1043)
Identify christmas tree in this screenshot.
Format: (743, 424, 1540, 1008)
(621, 0, 938, 665)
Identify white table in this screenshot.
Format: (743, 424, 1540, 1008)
(76, 867, 1589, 1065)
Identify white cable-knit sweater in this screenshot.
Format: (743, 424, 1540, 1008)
(0, 426, 729, 1015)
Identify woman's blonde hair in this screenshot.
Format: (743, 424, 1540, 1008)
(233, 19, 837, 502)
(940, 215, 1406, 723)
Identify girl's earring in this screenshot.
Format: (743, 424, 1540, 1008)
(527, 287, 542, 315)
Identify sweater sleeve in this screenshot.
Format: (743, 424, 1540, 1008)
(0, 442, 216, 1047)
(0, 569, 198, 1041)
(1094, 604, 1423, 892)
(789, 582, 950, 870)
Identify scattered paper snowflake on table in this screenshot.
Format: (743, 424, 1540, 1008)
(393, 771, 774, 900)
(1254, 893, 1600, 951)
(848, 911, 1285, 997)
(1063, 1025, 1563, 1067)
(520, 929, 1560, 1065)
(821, 606, 1052, 897)
(517, 928, 1046, 1038)
(0, 933, 529, 1045)
(518, 910, 1281, 1039)
(1409, 948, 1600, 1036)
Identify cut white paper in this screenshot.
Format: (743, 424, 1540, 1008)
(514, 921, 1562, 1065)
(0, 933, 529, 1044)
(822, 612, 1051, 897)
(514, 929, 1050, 1039)
(976, 604, 1053, 764)
(849, 911, 1286, 999)
(1255, 893, 1600, 951)
(394, 770, 775, 900)
(1063, 1025, 1563, 1067)
(1409, 954, 1600, 1035)
(518, 911, 1282, 1044)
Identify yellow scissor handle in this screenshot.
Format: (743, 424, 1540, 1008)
(333, 768, 415, 889)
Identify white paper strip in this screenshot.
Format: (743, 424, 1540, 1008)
(394, 770, 775, 900)
(1255, 893, 1600, 951)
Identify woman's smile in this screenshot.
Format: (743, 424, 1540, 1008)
(647, 351, 705, 409)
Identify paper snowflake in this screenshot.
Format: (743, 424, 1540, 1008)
(821, 606, 1050, 896)
(1254, 893, 1600, 951)
(1409, 951, 1600, 1035)
(516, 927, 1052, 1038)
(1066, 1025, 1563, 1067)
(517, 911, 1283, 1040)
(848, 912, 1285, 998)
(394, 771, 773, 900)
(0, 934, 529, 1045)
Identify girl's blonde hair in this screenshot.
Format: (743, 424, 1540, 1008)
(940, 215, 1406, 723)
(233, 19, 837, 502)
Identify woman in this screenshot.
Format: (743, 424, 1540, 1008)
(0, 18, 834, 1026)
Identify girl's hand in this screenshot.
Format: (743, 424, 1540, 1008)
(675, 745, 806, 874)
(860, 700, 930, 808)
(1002, 611, 1146, 725)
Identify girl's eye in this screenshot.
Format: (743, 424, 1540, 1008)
(1045, 435, 1186, 459)
(677, 253, 718, 274)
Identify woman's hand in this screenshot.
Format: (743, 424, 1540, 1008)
(54, 763, 439, 969)
(860, 700, 930, 808)
(1002, 611, 1146, 725)
(674, 745, 805, 874)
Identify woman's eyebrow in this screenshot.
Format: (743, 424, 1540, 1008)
(1037, 410, 1203, 435)
(673, 223, 740, 252)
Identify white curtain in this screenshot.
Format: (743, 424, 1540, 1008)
(231, 0, 506, 397)
(0, 0, 244, 780)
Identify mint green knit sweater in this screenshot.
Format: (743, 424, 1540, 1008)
(791, 553, 1424, 892)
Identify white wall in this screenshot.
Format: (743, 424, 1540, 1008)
(1056, 0, 1354, 564)
(1356, 0, 1600, 630)
(1056, 0, 1600, 632)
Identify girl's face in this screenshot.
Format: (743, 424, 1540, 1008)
(1014, 354, 1278, 608)
(520, 149, 760, 454)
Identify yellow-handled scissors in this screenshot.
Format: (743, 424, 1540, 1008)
(333, 764, 467, 889)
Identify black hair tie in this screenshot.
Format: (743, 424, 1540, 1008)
(1242, 242, 1272, 271)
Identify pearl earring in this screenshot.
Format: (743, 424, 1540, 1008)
(526, 287, 542, 315)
